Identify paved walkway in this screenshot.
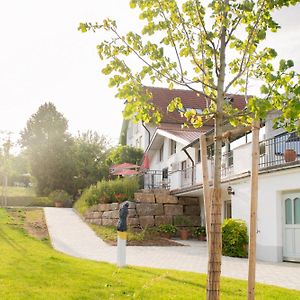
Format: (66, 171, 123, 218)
(44, 208, 300, 291)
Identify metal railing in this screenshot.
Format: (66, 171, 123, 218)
(259, 132, 300, 169)
(180, 166, 196, 188)
(141, 170, 170, 190)
(221, 150, 234, 177)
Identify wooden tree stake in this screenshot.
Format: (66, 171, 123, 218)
(247, 120, 260, 300)
(200, 134, 211, 241)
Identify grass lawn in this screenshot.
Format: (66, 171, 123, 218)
(0, 208, 299, 299)
(4, 186, 36, 197)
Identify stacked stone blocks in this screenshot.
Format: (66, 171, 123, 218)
(84, 191, 201, 229)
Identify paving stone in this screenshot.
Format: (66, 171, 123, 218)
(45, 208, 300, 292)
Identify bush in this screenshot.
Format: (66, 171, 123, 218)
(157, 224, 177, 235)
(48, 190, 71, 206)
(222, 219, 248, 258)
(193, 226, 206, 238)
(74, 177, 139, 213)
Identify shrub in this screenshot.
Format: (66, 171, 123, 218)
(74, 177, 139, 213)
(222, 219, 248, 258)
(157, 224, 177, 235)
(193, 226, 206, 237)
(174, 215, 192, 227)
(48, 190, 70, 203)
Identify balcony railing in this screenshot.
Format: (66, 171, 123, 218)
(259, 132, 300, 169)
(141, 170, 170, 190)
(180, 166, 196, 188)
(141, 132, 300, 192)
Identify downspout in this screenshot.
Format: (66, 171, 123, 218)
(183, 148, 195, 185)
(142, 121, 151, 148)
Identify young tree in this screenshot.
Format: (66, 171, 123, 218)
(80, 1, 300, 298)
(20, 103, 76, 196)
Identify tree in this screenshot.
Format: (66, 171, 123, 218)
(106, 145, 143, 167)
(80, 1, 300, 298)
(73, 130, 110, 191)
(20, 103, 76, 196)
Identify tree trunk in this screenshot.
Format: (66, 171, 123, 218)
(206, 6, 227, 299)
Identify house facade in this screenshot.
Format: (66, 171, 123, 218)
(144, 118, 300, 263)
(122, 86, 300, 263)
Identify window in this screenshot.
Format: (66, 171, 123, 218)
(162, 168, 168, 179)
(181, 160, 187, 178)
(224, 200, 232, 219)
(170, 140, 176, 155)
(285, 197, 300, 224)
(295, 198, 300, 224)
(285, 198, 292, 224)
(159, 144, 164, 162)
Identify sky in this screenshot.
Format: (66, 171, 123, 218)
(0, 0, 300, 147)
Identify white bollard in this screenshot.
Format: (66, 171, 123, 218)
(117, 231, 127, 267)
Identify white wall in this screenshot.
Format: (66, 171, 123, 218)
(126, 121, 156, 151)
(231, 168, 300, 262)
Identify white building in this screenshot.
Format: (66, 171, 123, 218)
(144, 117, 300, 263)
(122, 86, 300, 263)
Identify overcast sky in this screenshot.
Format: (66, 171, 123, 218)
(0, 1, 300, 146)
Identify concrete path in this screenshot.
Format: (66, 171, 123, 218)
(44, 208, 300, 291)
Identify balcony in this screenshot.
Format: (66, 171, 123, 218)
(141, 132, 300, 192)
(141, 170, 170, 190)
(259, 132, 300, 169)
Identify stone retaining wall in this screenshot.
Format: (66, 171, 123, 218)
(84, 191, 201, 229)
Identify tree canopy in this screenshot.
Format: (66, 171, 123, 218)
(20, 102, 76, 196)
(73, 130, 110, 191)
(106, 145, 143, 166)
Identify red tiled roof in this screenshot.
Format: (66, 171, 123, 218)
(145, 86, 247, 124)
